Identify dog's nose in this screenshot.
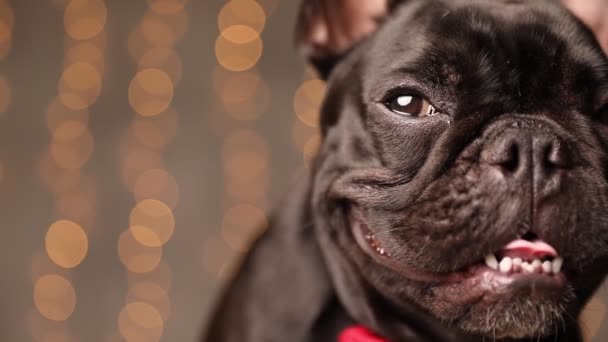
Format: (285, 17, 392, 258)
(480, 128, 572, 181)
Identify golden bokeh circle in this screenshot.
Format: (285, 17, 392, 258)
(58, 62, 102, 110)
(46, 96, 90, 133)
(127, 259, 172, 292)
(291, 120, 318, 151)
(130, 107, 178, 150)
(64, 0, 108, 40)
(45, 220, 88, 269)
(222, 130, 269, 183)
(126, 282, 171, 321)
(38, 152, 89, 194)
(52, 120, 88, 142)
(65, 42, 105, 72)
(128, 68, 174, 117)
(140, 10, 189, 47)
(0, 1, 15, 31)
(220, 24, 260, 44)
(201, 235, 236, 280)
(212, 67, 270, 121)
(133, 168, 179, 209)
(221, 204, 267, 252)
(38, 330, 79, 342)
(129, 199, 175, 247)
(119, 142, 166, 189)
(218, 0, 266, 38)
(0, 20, 11, 61)
(0, 74, 11, 113)
(224, 175, 269, 206)
(118, 230, 163, 274)
(33, 274, 76, 322)
(118, 302, 164, 342)
(146, 0, 188, 15)
(49, 128, 94, 170)
(293, 79, 326, 127)
(215, 29, 263, 72)
(53, 178, 97, 227)
(303, 134, 321, 165)
(137, 48, 182, 85)
(212, 67, 260, 100)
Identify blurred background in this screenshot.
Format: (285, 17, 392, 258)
(0, 0, 606, 341)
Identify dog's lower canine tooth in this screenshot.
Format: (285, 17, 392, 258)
(552, 257, 563, 273)
(542, 260, 552, 273)
(485, 254, 498, 269)
(499, 257, 512, 273)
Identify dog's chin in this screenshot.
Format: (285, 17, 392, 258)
(349, 213, 575, 339)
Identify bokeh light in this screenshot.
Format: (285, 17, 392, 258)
(215, 28, 262, 72)
(129, 199, 175, 247)
(130, 107, 178, 149)
(38, 152, 89, 194)
(293, 79, 325, 127)
(64, 42, 105, 73)
(126, 282, 171, 321)
(58, 62, 102, 110)
(201, 235, 237, 280)
(53, 182, 97, 227)
(64, 0, 108, 40)
(128, 68, 174, 117)
(222, 130, 269, 183)
(0, 0, 14, 61)
(0, 74, 11, 113)
(137, 47, 182, 85)
(127, 259, 172, 292)
(218, 0, 266, 37)
(118, 302, 164, 342)
(132, 168, 179, 209)
(212, 67, 271, 121)
(146, 0, 189, 15)
(221, 204, 267, 252)
(119, 143, 166, 189)
(45, 220, 88, 269)
(45, 96, 90, 133)
(49, 127, 94, 170)
(33, 275, 77, 322)
(118, 229, 163, 274)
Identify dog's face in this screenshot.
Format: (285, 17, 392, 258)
(298, 0, 608, 339)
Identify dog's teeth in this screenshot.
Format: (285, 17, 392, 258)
(552, 257, 563, 274)
(485, 254, 499, 270)
(499, 257, 512, 273)
(542, 260, 552, 273)
(531, 259, 541, 268)
(522, 262, 534, 273)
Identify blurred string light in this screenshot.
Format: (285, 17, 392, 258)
(118, 1, 192, 340)
(292, 68, 324, 166)
(0, 0, 12, 124)
(204, 0, 275, 281)
(32, 0, 108, 340)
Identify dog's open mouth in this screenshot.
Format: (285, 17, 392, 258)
(351, 213, 567, 289)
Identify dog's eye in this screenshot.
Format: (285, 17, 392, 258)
(386, 95, 436, 117)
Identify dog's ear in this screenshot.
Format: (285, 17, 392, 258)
(295, 0, 389, 79)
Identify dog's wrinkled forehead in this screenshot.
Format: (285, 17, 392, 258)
(359, 0, 607, 115)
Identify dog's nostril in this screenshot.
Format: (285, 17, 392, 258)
(500, 142, 520, 173)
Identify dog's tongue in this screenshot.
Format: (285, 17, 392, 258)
(501, 239, 557, 259)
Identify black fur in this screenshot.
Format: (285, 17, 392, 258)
(204, 1, 608, 341)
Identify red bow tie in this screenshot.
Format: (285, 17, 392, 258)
(339, 325, 389, 342)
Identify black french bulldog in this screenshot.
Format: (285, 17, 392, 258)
(205, 0, 608, 341)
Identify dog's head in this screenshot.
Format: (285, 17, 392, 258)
(298, 0, 608, 339)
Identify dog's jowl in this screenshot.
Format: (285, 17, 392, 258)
(205, 1, 608, 341)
